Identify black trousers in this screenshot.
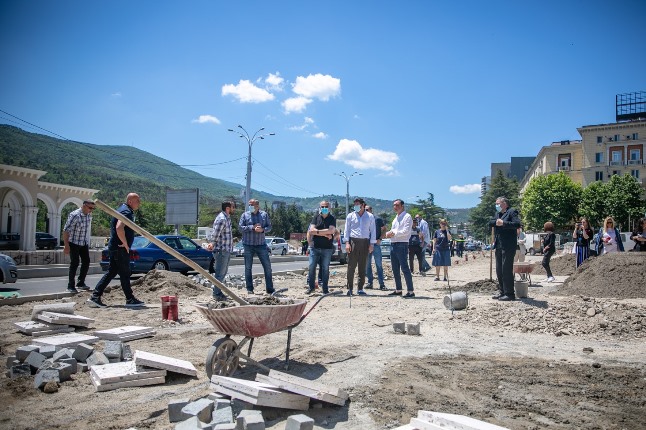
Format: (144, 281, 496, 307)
(408, 244, 424, 272)
(68, 243, 90, 288)
(93, 248, 135, 300)
(542, 251, 555, 277)
(495, 246, 515, 297)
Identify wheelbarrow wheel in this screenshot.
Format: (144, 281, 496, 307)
(206, 337, 239, 378)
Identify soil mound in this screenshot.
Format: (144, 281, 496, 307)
(532, 253, 577, 276)
(460, 279, 499, 294)
(129, 270, 209, 301)
(554, 253, 646, 299)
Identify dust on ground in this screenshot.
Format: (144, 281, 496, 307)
(0, 252, 645, 429)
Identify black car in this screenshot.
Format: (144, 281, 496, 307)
(35, 232, 58, 250)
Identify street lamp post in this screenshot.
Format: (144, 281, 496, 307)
(228, 125, 275, 205)
(334, 171, 362, 218)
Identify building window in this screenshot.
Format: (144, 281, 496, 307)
(614, 134, 620, 141)
(595, 171, 603, 181)
(633, 133, 639, 140)
(611, 151, 622, 164)
(631, 169, 640, 179)
(595, 152, 603, 163)
(597, 136, 603, 144)
(629, 149, 640, 160)
(612, 170, 620, 176)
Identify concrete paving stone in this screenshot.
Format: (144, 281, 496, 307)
(39, 345, 57, 358)
(78, 363, 89, 373)
(393, 321, 406, 334)
(169, 398, 192, 423)
(6, 355, 17, 368)
(25, 351, 47, 373)
(9, 363, 31, 378)
(86, 351, 109, 368)
(60, 357, 78, 373)
(285, 414, 314, 430)
(72, 343, 94, 363)
(55, 362, 73, 382)
(208, 392, 227, 401)
(38, 358, 55, 371)
(108, 357, 121, 363)
(209, 400, 233, 426)
(235, 410, 264, 430)
(53, 348, 73, 362)
(34, 369, 60, 389)
(16, 345, 40, 362)
(122, 344, 133, 360)
(214, 424, 235, 430)
(181, 398, 214, 424)
(103, 340, 123, 359)
(406, 322, 421, 336)
(174, 415, 209, 430)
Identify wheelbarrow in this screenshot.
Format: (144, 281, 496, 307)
(513, 262, 535, 286)
(195, 291, 341, 378)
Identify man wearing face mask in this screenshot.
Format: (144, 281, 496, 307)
(306, 200, 337, 294)
(343, 198, 376, 296)
(489, 196, 522, 301)
(238, 199, 275, 295)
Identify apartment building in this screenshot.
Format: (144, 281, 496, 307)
(520, 140, 583, 193)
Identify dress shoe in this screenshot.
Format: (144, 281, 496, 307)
(491, 294, 503, 300)
(498, 295, 516, 301)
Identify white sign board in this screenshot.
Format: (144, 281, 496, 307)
(166, 189, 199, 225)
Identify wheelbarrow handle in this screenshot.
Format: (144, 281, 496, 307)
(299, 290, 342, 322)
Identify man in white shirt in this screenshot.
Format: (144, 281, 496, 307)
(385, 199, 415, 298)
(343, 198, 376, 296)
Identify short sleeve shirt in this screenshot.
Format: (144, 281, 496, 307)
(310, 213, 336, 249)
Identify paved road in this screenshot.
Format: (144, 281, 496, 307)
(5, 259, 318, 298)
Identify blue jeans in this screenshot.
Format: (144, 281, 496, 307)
(211, 250, 231, 297)
(365, 243, 385, 286)
(390, 242, 414, 292)
(308, 247, 333, 293)
(243, 244, 274, 293)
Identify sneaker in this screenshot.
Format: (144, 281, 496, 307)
(365, 284, 374, 289)
(86, 296, 107, 308)
(266, 289, 276, 295)
(67, 287, 79, 294)
(346, 290, 353, 296)
(541, 278, 550, 283)
(402, 292, 416, 298)
(357, 290, 367, 296)
(125, 297, 145, 307)
(434, 277, 440, 281)
(379, 285, 388, 290)
(388, 290, 402, 296)
(498, 295, 516, 302)
(306, 288, 315, 295)
(443, 278, 448, 282)
(246, 289, 254, 294)
(420, 272, 426, 277)
(322, 290, 330, 294)
(547, 277, 555, 283)
(492, 293, 503, 300)
(76, 283, 91, 291)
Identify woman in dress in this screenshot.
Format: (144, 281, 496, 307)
(572, 217, 594, 267)
(541, 221, 556, 283)
(596, 216, 624, 254)
(629, 217, 646, 252)
(431, 219, 452, 281)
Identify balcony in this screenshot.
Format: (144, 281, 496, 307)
(628, 159, 643, 165)
(558, 166, 570, 171)
(609, 161, 624, 166)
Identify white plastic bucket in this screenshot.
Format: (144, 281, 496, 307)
(443, 291, 468, 310)
(514, 280, 529, 298)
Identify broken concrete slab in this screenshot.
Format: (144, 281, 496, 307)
(91, 361, 166, 384)
(285, 414, 314, 430)
(34, 369, 60, 389)
(94, 326, 156, 341)
(255, 370, 348, 406)
(89, 371, 165, 392)
(14, 320, 73, 336)
(134, 350, 197, 377)
(37, 311, 94, 327)
(416, 410, 510, 430)
(32, 333, 99, 349)
(211, 376, 309, 411)
(31, 302, 76, 320)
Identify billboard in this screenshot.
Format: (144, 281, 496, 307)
(166, 189, 199, 226)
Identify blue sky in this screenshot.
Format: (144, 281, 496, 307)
(1, 1, 645, 209)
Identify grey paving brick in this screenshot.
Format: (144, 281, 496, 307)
(39, 345, 57, 358)
(16, 345, 39, 362)
(86, 351, 109, 367)
(60, 357, 78, 373)
(9, 363, 31, 378)
(52, 348, 73, 362)
(169, 398, 191, 423)
(6, 355, 17, 368)
(174, 416, 209, 430)
(235, 410, 264, 430)
(285, 414, 314, 430)
(209, 399, 233, 426)
(181, 398, 214, 424)
(103, 340, 123, 359)
(25, 351, 47, 373)
(34, 369, 60, 389)
(72, 343, 94, 363)
(122, 344, 133, 360)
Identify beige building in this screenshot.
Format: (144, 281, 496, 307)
(521, 119, 646, 193)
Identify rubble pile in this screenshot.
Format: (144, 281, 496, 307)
(130, 270, 207, 300)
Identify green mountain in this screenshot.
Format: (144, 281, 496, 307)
(0, 124, 472, 218)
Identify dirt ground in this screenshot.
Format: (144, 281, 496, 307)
(1, 251, 645, 430)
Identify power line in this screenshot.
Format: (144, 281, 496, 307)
(252, 156, 322, 196)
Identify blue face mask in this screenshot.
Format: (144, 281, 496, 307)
(354, 205, 361, 212)
(248, 205, 255, 213)
(495, 204, 502, 212)
(320, 207, 329, 215)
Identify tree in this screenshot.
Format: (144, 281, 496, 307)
(578, 181, 610, 229)
(521, 172, 582, 232)
(580, 174, 646, 231)
(469, 170, 520, 241)
(414, 193, 446, 230)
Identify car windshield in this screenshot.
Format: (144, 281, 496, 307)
(265, 238, 272, 245)
(131, 237, 150, 248)
(234, 242, 243, 249)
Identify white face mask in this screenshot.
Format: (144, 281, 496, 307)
(248, 205, 256, 213)
(354, 205, 361, 212)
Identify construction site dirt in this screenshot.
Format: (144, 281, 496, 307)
(0, 251, 644, 429)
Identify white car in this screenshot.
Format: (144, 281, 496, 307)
(0, 253, 18, 284)
(265, 237, 289, 255)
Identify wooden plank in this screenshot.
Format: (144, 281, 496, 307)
(90, 361, 166, 383)
(257, 370, 348, 405)
(94, 326, 155, 340)
(134, 350, 197, 377)
(32, 333, 99, 348)
(89, 371, 165, 392)
(211, 376, 310, 410)
(31, 302, 76, 320)
(38, 311, 94, 327)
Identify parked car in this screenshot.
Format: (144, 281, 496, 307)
(233, 242, 244, 257)
(464, 242, 481, 252)
(331, 236, 347, 264)
(100, 235, 214, 274)
(380, 238, 392, 259)
(0, 234, 20, 250)
(35, 232, 58, 250)
(265, 237, 289, 255)
(0, 253, 18, 284)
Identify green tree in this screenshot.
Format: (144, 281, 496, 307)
(521, 172, 582, 232)
(580, 174, 645, 231)
(414, 193, 446, 230)
(469, 170, 520, 241)
(578, 181, 610, 229)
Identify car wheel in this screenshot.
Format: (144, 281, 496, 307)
(529, 248, 536, 256)
(339, 257, 347, 265)
(281, 248, 287, 255)
(153, 260, 169, 271)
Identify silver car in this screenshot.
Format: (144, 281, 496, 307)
(380, 238, 392, 259)
(0, 253, 18, 284)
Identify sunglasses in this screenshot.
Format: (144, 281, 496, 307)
(320, 206, 329, 208)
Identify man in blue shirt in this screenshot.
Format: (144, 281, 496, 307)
(238, 199, 275, 294)
(343, 198, 376, 296)
(207, 201, 235, 301)
(87, 193, 145, 308)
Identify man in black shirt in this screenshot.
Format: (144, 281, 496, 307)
(489, 196, 521, 301)
(307, 200, 336, 294)
(365, 205, 386, 289)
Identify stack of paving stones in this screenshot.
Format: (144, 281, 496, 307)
(169, 394, 315, 430)
(5, 340, 132, 393)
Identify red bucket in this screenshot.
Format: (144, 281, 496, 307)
(161, 295, 171, 320)
(168, 296, 179, 321)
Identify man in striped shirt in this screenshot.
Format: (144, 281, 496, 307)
(63, 200, 95, 294)
(206, 201, 235, 301)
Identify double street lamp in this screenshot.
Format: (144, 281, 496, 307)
(228, 125, 275, 205)
(334, 171, 362, 218)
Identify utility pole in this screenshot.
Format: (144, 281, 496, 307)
(227, 125, 275, 204)
(334, 171, 362, 218)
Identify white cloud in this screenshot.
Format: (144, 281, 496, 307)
(313, 132, 328, 139)
(222, 80, 275, 103)
(264, 72, 284, 91)
(111, 92, 122, 97)
(191, 115, 221, 124)
(304, 117, 314, 124)
(449, 184, 481, 194)
(282, 96, 312, 114)
(292, 73, 341, 101)
(327, 139, 398, 172)
(288, 124, 308, 131)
